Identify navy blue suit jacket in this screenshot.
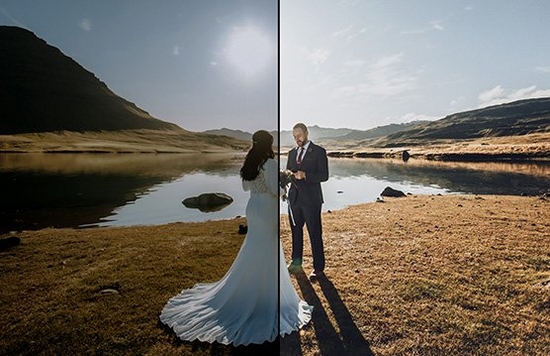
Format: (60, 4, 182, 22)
(286, 142, 329, 206)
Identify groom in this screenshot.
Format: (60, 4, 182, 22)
(286, 123, 329, 280)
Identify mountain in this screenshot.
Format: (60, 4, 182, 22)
(203, 128, 252, 141)
(211, 123, 430, 147)
(206, 97, 549, 152)
(375, 98, 550, 147)
(339, 121, 429, 141)
(279, 125, 355, 146)
(278, 123, 430, 147)
(0, 26, 180, 134)
(203, 128, 279, 146)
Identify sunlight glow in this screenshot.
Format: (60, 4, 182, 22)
(224, 25, 274, 81)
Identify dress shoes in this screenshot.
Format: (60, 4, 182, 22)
(309, 270, 324, 281)
(287, 263, 302, 274)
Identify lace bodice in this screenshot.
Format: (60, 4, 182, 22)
(243, 169, 269, 193)
(241, 158, 282, 197)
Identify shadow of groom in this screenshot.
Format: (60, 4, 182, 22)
(281, 271, 374, 356)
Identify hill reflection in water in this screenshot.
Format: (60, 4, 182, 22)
(1, 154, 548, 232)
(0, 153, 243, 232)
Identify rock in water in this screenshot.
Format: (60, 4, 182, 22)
(402, 150, 410, 162)
(381, 186, 406, 197)
(183, 193, 233, 212)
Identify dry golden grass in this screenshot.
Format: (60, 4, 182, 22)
(402, 132, 550, 157)
(280, 194, 550, 355)
(0, 129, 249, 153)
(1, 195, 549, 355)
(303, 132, 550, 160)
(0, 218, 278, 355)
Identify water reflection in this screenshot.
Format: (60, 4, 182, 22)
(325, 158, 549, 196)
(280, 157, 550, 213)
(0, 153, 244, 233)
(97, 171, 248, 227)
(1, 154, 548, 232)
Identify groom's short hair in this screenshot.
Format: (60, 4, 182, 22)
(293, 123, 308, 133)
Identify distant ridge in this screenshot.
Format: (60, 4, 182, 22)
(277, 123, 428, 147)
(203, 128, 252, 142)
(0, 26, 180, 134)
(203, 128, 279, 146)
(376, 97, 550, 146)
(204, 97, 550, 151)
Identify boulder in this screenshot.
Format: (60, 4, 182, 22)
(0, 236, 21, 249)
(402, 150, 410, 162)
(238, 224, 248, 235)
(381, 186, 406, 198)
(183, 193, 233, 212)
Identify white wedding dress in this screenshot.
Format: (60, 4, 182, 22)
(160, 158, 312, 346)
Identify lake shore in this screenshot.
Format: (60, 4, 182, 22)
(1, 194, 549, 355)
(282, 132, 550, 162)
(3, 131, 550, 162)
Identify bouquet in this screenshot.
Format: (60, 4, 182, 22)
(279, 170, 297, 202)
(279, 170, 296, 189)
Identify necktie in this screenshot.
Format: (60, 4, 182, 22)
(297, 147, 305, 165)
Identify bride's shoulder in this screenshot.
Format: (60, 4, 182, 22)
(263, 158, 278, 171)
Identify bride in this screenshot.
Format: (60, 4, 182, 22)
(160, 130, 312, 346)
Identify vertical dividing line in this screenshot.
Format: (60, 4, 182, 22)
(277, 0, 281, 348)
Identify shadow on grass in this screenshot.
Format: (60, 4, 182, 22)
(286, 271, 374, 356)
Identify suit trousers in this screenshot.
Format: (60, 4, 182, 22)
(289, 202, 325, 272)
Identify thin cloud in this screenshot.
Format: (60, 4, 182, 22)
(333, 53, 417, 100)
(330, 25, 366, 41)
(397, 112, 440, 124)
(535, 66, 550, 73)
(331, 25, 353, 38)
(307, 48, 330, 65)
(430, 20, 444, 31)
(79, 18, 92, 32)
(478, 85, 550, 107)
(450, 96, 467, 110)
(343, 59, 368, 68)
(346, 27, 367, 41)
(401, 20, 444, 35)
(478, 85, 505, 103)
(173, 45, 180, 56)
(371, 53, 403, 70)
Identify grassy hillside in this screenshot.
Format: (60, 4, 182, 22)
(0, 26, 179, 134)
(0, 129, 250, 153)
(375, 98, 550, 147)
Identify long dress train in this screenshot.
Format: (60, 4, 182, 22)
(160, 158, 312, 346)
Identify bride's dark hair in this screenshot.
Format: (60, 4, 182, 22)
(240, 130, 275, 181)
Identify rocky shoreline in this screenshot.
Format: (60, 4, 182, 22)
(326, 149, 550, 162)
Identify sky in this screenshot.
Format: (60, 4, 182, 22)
(0, 0, 278, 132)
(2, 1, 550, 133)
(281, 0, 550, 130)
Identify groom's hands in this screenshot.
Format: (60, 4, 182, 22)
(294, 171, 306, 180)
(279, 170, 291, 188)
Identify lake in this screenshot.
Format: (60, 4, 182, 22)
(1, 153, 548, 232)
